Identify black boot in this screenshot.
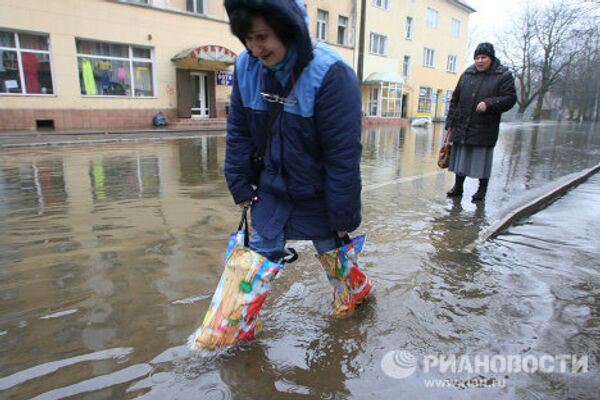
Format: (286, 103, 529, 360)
(472, 179, 489, 202)
(447, 175, 465, 197)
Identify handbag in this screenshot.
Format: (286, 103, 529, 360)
(250, 65, 303, 186)
(194, 207, 297, 349)
(437, 130, 452, 169)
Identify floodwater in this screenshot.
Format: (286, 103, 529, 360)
(0, 123, 598, 399)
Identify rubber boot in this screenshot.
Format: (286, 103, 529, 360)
(446, 174, 465, 197)
(317, 244, 372, 318)
(471, 178, 489, 202)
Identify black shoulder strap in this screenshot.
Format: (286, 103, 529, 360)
(256, 64, 303, 158)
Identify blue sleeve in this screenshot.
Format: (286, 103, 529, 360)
(315, 61, 362, 232)
(224, 69, 256, 204)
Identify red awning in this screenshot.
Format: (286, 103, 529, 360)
(172, 45, 237, 65)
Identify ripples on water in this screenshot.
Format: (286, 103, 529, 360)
(0, 124, 599, 399)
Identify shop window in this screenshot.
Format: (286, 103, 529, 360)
(381, 83, 403, 117)
(368, 86, 379, 116)
(76, 39, 154, 97)
(0, 30, 54, 95)
(418, 86, 433, 113)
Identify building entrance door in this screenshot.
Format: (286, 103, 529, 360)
(191, 72, 209, 118)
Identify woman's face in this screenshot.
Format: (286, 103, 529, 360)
(474, 55, 493, 72)
(245, 16, 287, 67)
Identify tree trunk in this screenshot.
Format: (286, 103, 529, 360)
(532, 90, 545, 121)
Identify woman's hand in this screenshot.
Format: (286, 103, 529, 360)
(476, 101, 487, 113)
(237, 196, 258, 208)
(336, 231, 347, 238)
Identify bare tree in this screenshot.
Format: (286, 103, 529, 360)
(530, 1, 582, 121)
(497, 4, 541, 119)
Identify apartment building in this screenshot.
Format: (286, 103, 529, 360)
(0, 0, 472, 131)
(361, 0, 474, 120)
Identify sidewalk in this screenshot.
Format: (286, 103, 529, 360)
(0, 127, 227, 148)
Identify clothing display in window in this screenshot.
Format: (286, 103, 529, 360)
(82, 59, 97, 95)
(135, 64, 152, 95)
(117, 66, 126, 81)
(22, 52, 39, 93)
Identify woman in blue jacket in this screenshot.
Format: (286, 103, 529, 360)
(223, 0, 370, 315)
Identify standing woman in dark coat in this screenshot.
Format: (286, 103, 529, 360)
(445, 42, 517, 201)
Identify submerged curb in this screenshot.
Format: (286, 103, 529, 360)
(465, 162, 600, 252)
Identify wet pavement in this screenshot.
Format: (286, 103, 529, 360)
(0, 122, 599, 399)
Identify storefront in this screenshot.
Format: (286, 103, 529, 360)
(363, 72, 404, 119)
(171, 45, 236, 120)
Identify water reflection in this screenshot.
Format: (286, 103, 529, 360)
(0, 123, 599, 399)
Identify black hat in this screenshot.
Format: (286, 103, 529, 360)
(474, 42, 495, 59)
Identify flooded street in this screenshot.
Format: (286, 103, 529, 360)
(0, 123, 599, 399)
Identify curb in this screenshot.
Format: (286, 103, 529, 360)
(464, 162, 600, 252)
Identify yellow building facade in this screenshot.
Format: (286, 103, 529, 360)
(0, 0, 471, 131)
(361, 0, 474, 121)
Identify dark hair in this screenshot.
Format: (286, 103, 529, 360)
(229, 7, 293, 46)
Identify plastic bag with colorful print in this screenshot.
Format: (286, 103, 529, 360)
(194, 208, 295, 349)
(317, 235, 373, 318)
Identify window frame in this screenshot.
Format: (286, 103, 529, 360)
(447, 54, 457, 73)
(316, 9, 329, 41)
(426, 7, 439, 29)
(450, 18, 461, 37)
(75, 38, 156, 98)
(369, 32, 388, 56)
(0, 29, 55, 96)
(402, 55, 411, 79)
(372, 0, 390, 10)
(418, 86, 433, 114)
(337, 15, 348, 46)
(405, 16, 414, 40)
(380, 82, 403, 117)
(186, 0, 204, 14)
(423, 47, 435, 68)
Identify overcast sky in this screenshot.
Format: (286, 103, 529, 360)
(465, 0, 525, 45)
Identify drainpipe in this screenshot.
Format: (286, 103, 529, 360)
(357, 0, 366, 83)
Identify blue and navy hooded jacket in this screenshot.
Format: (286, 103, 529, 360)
(223, 0, 362, 240)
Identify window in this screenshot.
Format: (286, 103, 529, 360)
(368, 83, 403, 117)
(418, 87, 433, 113)
(186, 0, 203, 14)
(426, 8, 439, 29)
(372, 0, 389, 10)
(337, 16, 348, 45)
(447, 54, 457, 73)
(450, 18, 461, 37)
(381, 83, 403, 117)
(423, 47, 435, 67)
(368, 86, 379, 116)
(0, 30, 54, 95)
(76, 39, 154, 97)
(403, 55, 411, 79)
(369, 33, 387, 56)
(405, 16, 414, 40)
(317, 9, 328, 41)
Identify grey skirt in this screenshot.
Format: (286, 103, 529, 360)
(448, 144, 494, 179)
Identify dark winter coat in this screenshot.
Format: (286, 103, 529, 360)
(223, 0, 362, 240)
(445, 59, 517, 147)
